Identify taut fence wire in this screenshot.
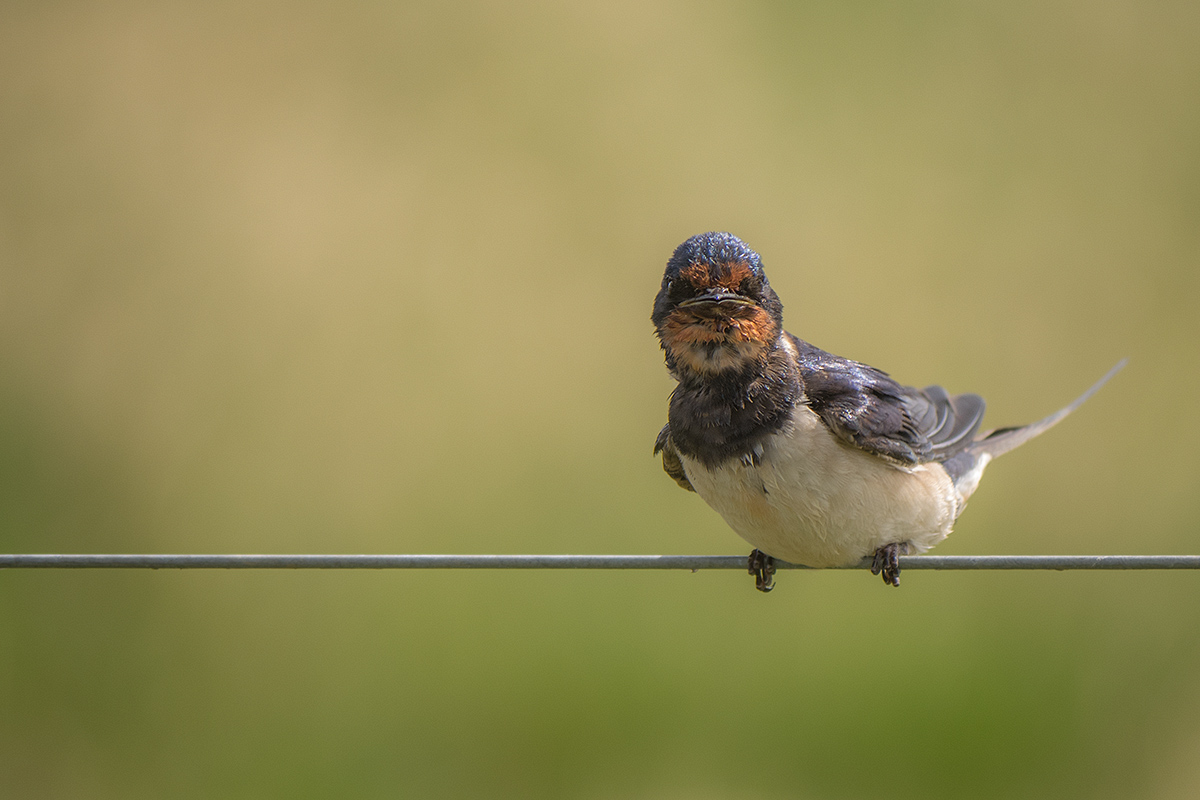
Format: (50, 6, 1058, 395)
(1, 554, 1199, 570)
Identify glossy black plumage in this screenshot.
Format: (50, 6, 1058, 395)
(789, 334, 987, 467)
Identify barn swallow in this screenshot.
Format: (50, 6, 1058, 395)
(652, 231, 1124, 590)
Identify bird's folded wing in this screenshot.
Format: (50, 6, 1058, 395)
(790, 334, 985, 466)
(654, 424, 696, 491)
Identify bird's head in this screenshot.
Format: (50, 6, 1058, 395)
(652, 232, 783, 376)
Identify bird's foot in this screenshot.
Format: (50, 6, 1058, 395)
(870, 542, 909, 587)
(748, 549, 776, 593)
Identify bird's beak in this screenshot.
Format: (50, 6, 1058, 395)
(677, 289, 756, 309)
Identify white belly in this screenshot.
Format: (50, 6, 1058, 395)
(680, 406, 960, 567)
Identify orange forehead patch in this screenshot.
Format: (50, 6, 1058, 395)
(679, 260, 755, 292)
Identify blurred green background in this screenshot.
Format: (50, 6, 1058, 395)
(2, 2, 1199, 797)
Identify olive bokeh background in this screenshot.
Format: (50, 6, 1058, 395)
(2, 2, 1199, 798)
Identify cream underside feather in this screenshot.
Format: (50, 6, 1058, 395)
(680, 405, 962, 568)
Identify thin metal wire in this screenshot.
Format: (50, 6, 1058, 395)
(1, 554, 1199, 570)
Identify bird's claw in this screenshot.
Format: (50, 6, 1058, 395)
(870, 542, 907, 587)
(748, 549, 776, 593)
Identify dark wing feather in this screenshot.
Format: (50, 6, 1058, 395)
(910, 386, 987, 459)
(790, 335, 985, 466)
(654, 425, 695, 491)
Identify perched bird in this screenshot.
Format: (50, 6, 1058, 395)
(652, 231, 1124, 590)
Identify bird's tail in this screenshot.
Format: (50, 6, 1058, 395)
(943, 359, 1126, 503)
(968, 359, 1126, 461)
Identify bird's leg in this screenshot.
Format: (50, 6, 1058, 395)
(748, 549, 776, 593)
(870, 542, 908, 587)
